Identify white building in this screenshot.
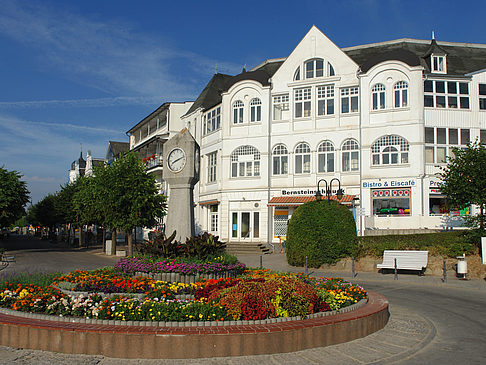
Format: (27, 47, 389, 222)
(177, 26, 486, 246)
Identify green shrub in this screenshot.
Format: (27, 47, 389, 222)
(286, 200, 357, 267)
(357, 231, 476, 258)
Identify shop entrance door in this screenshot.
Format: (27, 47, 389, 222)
(231, 211, 260, 241)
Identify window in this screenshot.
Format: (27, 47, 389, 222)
(328, 62, 335, 76)
(232, 100, 244, 124)
(204, 106, 221, 135)
(372, 189, 410, 216)
(295, 142, 311, 174)
(272, 144, 288, 175)
(431, 55, 446, 73)
(230, 145, 261, 178)
(317, 85, 334, 116)
(207, 152, 217, 183)
(372, 84, 386, 110)
(481, 130, 486, 145)
(317, 141, 335, 173)
(341, 87, 359, 113)
(294, 88, 311, 118)
(425, 127, 470, 163)
(273, 94, 289, 120)
(342, 139, 359, 171)
(371, 135, 409, 165)
(294, 67, 301, 81)
(479, 84, 486, 110)
(210, 205, 218, 232)
(394, 81, 408, 108)
(424, 80, 469, 109)
(305, 58, 324, 79)
(250, 98, 262, 122)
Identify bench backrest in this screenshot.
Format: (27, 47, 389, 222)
(382, 250, 428, 269)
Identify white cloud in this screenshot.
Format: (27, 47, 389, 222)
(0, 1, 240, 101)
(0, 96, 162, 109)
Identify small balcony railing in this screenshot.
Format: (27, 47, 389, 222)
(142, 154, 163, 169)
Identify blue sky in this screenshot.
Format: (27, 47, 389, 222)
(1, 0, 485, 203)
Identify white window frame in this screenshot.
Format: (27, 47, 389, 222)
(305, 58, 324, 79)
(425, 127, 470, 164)
(372, 83, 386, 110)
(230, 145, 261, 178)
(250, 98, 262, 122)
(479, 84, 486, 110)
(317, 141, 335, 173)
(273, 94, 289, 120)
(207, 151, 217, 183)
(341, 87, 359, 114)
(424, 80, 469, 109)
(394, 81, 408, 108)
(431, 54, 446, 74)
(294, 142, 311, 174)
(204, 106, 221, 135)
(209, 204, 218, 232)
(232, 100, 244, 124)
(272, 144, 289, 175)
(371, 135, 409, 165)
(317, 85, 334, 116)
(294, 88, 312, 118)
(342, 139, 359, 172)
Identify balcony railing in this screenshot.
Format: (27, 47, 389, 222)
(142, 154, 163, 169)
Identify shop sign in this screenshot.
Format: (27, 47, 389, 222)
(362, 179, 415, 188)
(429, 180, 444, 188)
(281, 188, 345, 196)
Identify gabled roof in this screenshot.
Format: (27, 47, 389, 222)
(344, 39, 486, 75)
(126, 103, 170, 134)
(183, 60, 284, 117)
(108, 141, 129, 157)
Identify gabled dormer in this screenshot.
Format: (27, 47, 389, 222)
(424, 39, 447, 74)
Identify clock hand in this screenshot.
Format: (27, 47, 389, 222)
(172, 157, 184, 164)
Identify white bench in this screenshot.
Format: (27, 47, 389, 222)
(377, 250, 428, 274)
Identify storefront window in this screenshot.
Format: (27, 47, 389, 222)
(372, 189, 411, 216)
(429, 192, 470, 216)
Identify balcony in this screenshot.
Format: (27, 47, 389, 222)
(143, 154, 163, 170)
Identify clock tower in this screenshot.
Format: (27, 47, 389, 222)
(162, 128, 200, 242)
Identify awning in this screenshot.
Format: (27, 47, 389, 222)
(199, 200, 219, 206)
(267, 195, 356, 207)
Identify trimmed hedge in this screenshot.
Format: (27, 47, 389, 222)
(286, 200, 357, 267)
(357, 231, 476, 258)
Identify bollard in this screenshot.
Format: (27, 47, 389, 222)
(305, 256, 308, 275)
(442, 258, 447, 283)
(260, 255, 263, 269)
(394, 258, 398, 280)
(352, 257, 356, 278)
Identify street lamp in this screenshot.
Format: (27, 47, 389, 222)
(316, 178, 344, 203)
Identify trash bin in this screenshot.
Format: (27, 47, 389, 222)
(456, 253, 467, 278)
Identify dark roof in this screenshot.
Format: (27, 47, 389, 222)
(71, 151, 86, 170)
(92, 159, 105, 168)
(183, 60, 284, 116)
(126, 103, 169, 134)
(108, 141, 129, 157)
(344, 39, 486, 75)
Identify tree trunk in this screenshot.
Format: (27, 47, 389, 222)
(102, 228, 106, 253)
(480, 205, 484, 233)
(111, 229, 117, 256)
(127, 230, 133, 256)
(78, 226, 82, 248)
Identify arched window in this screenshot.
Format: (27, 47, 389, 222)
(230, 145, 261, 177)
(371, 135, 409, 165)
(372, 83, 386, 110)
(272, 144, 288, 175)
(394, 81, 408, 108)
(295, 142, 311, 174)
(305, 58, 324, 79)
(317, 141, 335, 173)
(250, 98, 262, 122)
(232, 100, 244, 124)
(328, 62, 335, 76)
(342, 139, 359, 172)
(294, 67, 301, 81)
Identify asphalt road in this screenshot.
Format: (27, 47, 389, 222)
(0, 235, 484, 364)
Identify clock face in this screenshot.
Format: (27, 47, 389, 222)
(167, 148, 186, 173)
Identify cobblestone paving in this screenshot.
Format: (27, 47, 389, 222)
(0, 305, 433, 365)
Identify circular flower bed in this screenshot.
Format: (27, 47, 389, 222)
(0, 268, 366, 322)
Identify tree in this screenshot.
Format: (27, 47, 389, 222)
(440, 141, 486, 244)
(0, 167, 30, 228)
(95, 152, 167, 256)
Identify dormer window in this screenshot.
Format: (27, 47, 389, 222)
(432, 55, 446, 74)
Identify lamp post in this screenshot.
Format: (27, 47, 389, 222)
(316, 178, 344, 203)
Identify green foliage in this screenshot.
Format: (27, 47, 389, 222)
(0, 272, 62, 288)
(0, 167, 30, 228)
(357, 231, 475, 258)
(184, 232, 226, 260)
(55, 181, 79, 225)
(440, 141, 486, 239)
(286, 200, 357, 267)
(136, 230, 180, 258)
